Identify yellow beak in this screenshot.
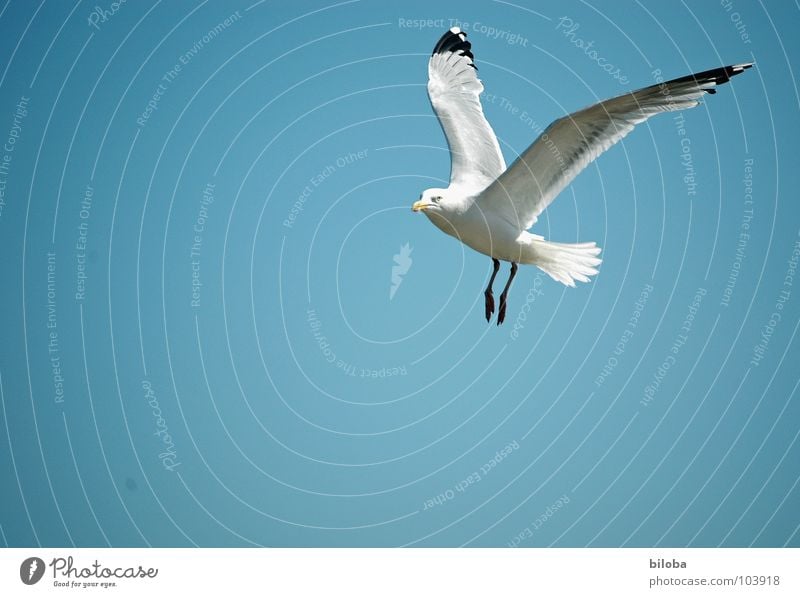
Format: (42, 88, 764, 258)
(412, 200, 428, 212)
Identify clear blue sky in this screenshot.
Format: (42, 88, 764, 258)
(0, 0, 798, 547)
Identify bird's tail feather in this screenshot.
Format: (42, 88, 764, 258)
(523, 237, 602, 287)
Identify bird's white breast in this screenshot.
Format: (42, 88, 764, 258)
(425, 204, 529, 263)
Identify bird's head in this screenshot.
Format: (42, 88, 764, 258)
(412, 188, 449, 213)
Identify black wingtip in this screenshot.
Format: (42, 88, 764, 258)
(718, 62, 754, 82)
(432, 27, 476, 67)
(669, 62, 754, 92)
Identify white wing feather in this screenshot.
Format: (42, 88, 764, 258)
(479, 63, 753, 230)
(428, 28, 505, 191)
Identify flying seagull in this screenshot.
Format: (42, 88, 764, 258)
(412, 27, 752, 325)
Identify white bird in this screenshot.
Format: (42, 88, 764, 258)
(412, 27, 752, 324)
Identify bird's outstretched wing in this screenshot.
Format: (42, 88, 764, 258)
(478, 63, 753, 230)
(428, 27, 506, 191)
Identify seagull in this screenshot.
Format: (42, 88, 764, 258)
(411, 27, 752, 325)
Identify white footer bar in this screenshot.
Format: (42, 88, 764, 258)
(1, 548, 798, 596)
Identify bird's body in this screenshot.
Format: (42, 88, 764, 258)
(412, 27, 752, 324)
(421, 187, 529, 263)
(421, 186, 600, 279)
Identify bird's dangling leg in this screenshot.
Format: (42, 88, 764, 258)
(497, 262, 518, 326)
(484, 258, 500, 322)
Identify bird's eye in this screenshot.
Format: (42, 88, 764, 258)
(432, 196, 441, 203)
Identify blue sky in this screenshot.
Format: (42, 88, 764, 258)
(0, 0, 798, 547)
